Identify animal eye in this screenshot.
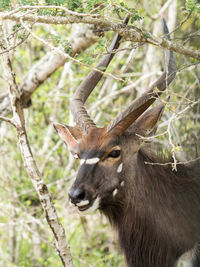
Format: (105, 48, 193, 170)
(108, 150, 121, 158)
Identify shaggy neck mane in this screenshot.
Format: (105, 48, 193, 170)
(102, 148, 200, 267)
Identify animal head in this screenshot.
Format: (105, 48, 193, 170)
(54, 18, 177, 213)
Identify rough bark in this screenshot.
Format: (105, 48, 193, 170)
(0, 11, 199, 60)
(1, 52, 74, 267)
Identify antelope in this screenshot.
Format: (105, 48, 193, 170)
(54, 17, 200, 267)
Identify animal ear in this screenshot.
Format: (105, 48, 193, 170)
(53, 123, 82, 154)
(134, 104, 165, 136)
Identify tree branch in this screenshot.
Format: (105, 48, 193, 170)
(0, 19, 98, 117)
(0, 9, 199, 60)
(1, 52, 74, 267)
(0, 49, 67, 116)
(0, 115, 15, 126)
(19, 17, 123, 82)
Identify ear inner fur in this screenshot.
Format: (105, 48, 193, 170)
(53, 123, 80, 152)
(134, 104, 165, 136)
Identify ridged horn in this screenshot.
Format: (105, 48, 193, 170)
(70, 16, 129, 133)
(106, 19, 177, 135)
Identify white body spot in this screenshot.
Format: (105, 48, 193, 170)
(81, 197, 100, 214)
(80, 159, 85, 165)
(120, 181, 125, 187)
(85, 157, 100, 165)
(76, 200, 90, 207)
(113, 188, 118, 197)
(117, 163, 123, 173)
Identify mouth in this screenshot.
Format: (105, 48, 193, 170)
(76, 199, 91, 211)
(73, 197, 100, 213)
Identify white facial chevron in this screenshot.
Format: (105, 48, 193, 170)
(80, 157, 100, 165)
(80, 159, 85, 165)
(85, 157, 100, 165)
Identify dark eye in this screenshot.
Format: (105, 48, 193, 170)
(108, 150, 121, 158)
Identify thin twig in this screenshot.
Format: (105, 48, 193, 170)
(0, 10, 199, 60)
(0, 32, 31, 55)
(0, 116, 15, 126)
(20, 18, 124, 82)
(144, 156, 200, 166)
(7, 5, 100, 18)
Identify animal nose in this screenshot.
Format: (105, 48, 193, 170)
(68, 187, 85, 204)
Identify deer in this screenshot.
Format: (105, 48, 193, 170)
(54, 17, 200, 267)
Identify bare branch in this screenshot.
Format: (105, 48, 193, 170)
(20, 18, 123, 82)
(0, 19, 99, 117)
(144, 156, 200, 166)
(0, 10, 199, 60)
(0, 115, 15, 126)
(0, 32, 31, 55)
(3, 4, 99, 18)
(167, 113, 178, 171)
(0, 49, 67, 117)
(1, 51, 74, 267)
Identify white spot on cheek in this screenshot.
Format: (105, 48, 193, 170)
(120, 181, 125, 187)
(76, 200, 89, 207)
(74, 154, 78, 159)
(117, 163, 123, 173)
(85, 157, 100, 165)
(113, 188, 118, 197)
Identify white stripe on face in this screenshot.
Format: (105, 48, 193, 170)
(80, 159, 85, 165)
(117, 163, 123, 173)
(85, 157, 100, 165)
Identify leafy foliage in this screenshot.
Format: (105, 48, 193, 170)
(0, 0, 11, 10)
(185, 0, 200, 13)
